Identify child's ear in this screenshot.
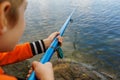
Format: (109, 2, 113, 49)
(0, 1, 11, 35)
(0, 1, 11, 15)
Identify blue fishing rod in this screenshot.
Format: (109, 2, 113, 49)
(28, 9, 76, 80)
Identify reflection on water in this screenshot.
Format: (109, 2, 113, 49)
(21, 0, 120, 79)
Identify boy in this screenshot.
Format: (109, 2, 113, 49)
(0, 0, 63, 80)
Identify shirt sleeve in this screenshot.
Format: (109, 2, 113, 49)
(30, 40, 46, 55)
(0, 40, 46, 66)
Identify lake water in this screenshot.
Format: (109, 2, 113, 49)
(21, 0, 120, 79)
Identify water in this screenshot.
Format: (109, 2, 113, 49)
(21, 0, 120, 79)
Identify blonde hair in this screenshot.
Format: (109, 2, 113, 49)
(0, 0, 23, 27)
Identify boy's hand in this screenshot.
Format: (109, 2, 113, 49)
(43, 32, 63, 49)
(26, 61, 54, 80)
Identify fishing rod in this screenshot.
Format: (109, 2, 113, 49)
(28, 8, 76, 80)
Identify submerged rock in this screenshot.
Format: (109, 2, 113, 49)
(53, 59, 101, 80)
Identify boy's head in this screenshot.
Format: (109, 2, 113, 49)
(0, 0, 27, 52)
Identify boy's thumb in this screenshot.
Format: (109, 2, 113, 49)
(32, 61, 40, 69)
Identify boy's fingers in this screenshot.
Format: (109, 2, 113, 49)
(26, 67, 33, 79)
(28, 69, 33, 74)
(49, 32, 60, 40)
(57, 36, 63, 46)
(52, 32, 60, 36)
(27, 74, 30, 78)
(45, 62, 52, 67)
(58, 36, 63, 42)
(32, 61, 41, 70)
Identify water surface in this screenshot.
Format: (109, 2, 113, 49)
(21, 0, 120, 79)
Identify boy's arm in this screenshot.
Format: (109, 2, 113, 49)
(0, 40, 46, 66)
